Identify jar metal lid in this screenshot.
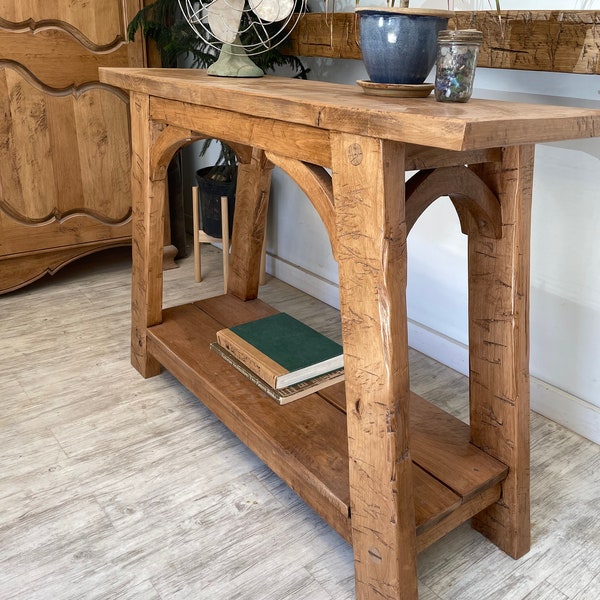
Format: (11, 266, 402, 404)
(438, 29, 483, 44)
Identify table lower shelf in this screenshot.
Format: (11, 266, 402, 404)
(146, 295, 508, 551)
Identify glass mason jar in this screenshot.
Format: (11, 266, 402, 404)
(434, 29, 483, 103)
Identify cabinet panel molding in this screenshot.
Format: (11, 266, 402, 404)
(0, 0, 145, 293)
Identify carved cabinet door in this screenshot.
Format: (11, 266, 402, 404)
(0, 0, 146, 293)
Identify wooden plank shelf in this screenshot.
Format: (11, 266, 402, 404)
(285, 11, 600, 74)
(146, 295, 508, 552)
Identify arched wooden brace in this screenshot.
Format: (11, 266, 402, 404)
(149, 126, 266, 298)
(150, 125, 254, 181)
(150, 126, 202, 181)
(405, 165, 502, 239)
(264, 151, 338, 259)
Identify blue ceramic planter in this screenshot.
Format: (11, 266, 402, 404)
(357, 8, 450, 85)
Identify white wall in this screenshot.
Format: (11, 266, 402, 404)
(258, 0, 600, 444)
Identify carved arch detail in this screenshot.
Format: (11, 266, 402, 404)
(150, 126, 204, 182)
(264, 152, 337, 259)
(405, 166, 502, 239)
(150, 126, 255, 182)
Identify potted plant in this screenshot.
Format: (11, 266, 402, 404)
(128, 0, 309, 237)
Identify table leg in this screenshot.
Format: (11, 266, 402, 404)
(332, 133, 418, 600)
(228, 148, 273, 300)
(468, 145, 533, 559)
(129, 93, 166, 377)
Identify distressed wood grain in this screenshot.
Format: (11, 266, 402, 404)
(285, 11, 600, 74)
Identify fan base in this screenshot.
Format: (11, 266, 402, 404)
(208, 44, 264, 78)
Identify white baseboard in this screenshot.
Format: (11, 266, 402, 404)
(265, 254, 600, 446)
(407, 320, 469, 376)
(265, 254, 341, 310)
(530, 380, 600, 446)
(407, 320, 600, 446)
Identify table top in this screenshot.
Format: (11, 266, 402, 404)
(100, 68, 600, 152)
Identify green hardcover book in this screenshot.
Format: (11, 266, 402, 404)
(215, 312, 344, 389)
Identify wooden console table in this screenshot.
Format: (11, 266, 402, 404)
(99, 68, 600, 600)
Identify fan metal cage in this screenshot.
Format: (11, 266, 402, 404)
(178, 0, 307, 57)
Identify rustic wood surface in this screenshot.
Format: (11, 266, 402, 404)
(1, 246, 599, 599)
(98, 69, 600, 599)
(101, 69, 600, 152)
(0, 0, 145, 294)
(285, 11, 600, 74)
(129, 92, 165, 378)
(467, 145, 534, 559)
(454, 10, 600, 74)
(332, 134, 418, 599)
(227, 148, 273, 301)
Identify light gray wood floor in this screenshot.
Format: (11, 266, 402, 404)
(1, 245, 599, 600)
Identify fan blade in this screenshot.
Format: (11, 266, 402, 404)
(207, 0, 244, 44)
(248, 0, 294, 23)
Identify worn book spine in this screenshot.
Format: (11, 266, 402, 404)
(210, 343, 344, 405)
(216, 329, 284, 389)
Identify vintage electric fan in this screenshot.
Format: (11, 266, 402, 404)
(178, 0, 306, 77)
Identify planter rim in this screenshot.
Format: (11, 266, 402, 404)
(355, 7, 453, 18)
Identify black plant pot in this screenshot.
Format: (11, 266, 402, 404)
(195, 166, 236, 239)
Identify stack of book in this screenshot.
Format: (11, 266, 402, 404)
(210, 312, 344, 405)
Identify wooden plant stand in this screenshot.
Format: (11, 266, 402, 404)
(99, 68, 600, 600)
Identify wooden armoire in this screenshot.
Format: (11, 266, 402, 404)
(0, 1, 147, 294)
